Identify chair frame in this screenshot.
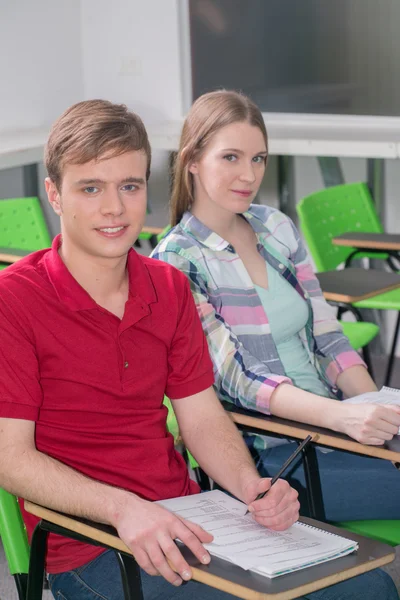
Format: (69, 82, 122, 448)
(27, 520, 143, 600)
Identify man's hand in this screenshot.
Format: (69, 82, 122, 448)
(115, 498, 213, 586)
(243, 478, 299, 531)
(339, 403, 400, 445)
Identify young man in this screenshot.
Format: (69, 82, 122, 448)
(0, 100, 396, 600)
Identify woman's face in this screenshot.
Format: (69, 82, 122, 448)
(189, 121, 267, 214)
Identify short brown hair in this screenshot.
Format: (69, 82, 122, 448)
(45, 99, 151, 190)
(170, 90, 268, 226)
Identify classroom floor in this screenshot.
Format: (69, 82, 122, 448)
(1, 352, 400, 599)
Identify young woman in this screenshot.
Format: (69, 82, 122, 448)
(152, 90, 400, 524)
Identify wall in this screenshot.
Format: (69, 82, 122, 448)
(80, 0, 190, 226)
(0, 0, 84, 234)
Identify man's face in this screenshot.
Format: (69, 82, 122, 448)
(46, 150, 148, 262)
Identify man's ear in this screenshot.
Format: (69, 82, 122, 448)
(45, 178, 62, 216)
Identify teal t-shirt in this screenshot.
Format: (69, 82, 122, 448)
(255, 262, 329, 398)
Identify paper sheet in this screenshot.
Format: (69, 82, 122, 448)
(157, 490, 357, 576)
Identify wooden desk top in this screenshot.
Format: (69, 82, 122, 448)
(316, 267, 400, 303)
(0, 247, 30, 264)
(224, 404, 400, 462)
(24, 501, 395, 600)
(333, 232, 400, 251)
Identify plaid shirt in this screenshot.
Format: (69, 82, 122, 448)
(152, 205, 365, 452)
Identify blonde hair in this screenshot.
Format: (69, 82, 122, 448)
(170, 90, 268, 226)
(45, 99, 151, 190)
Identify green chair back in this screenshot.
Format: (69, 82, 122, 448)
(0, 197, 52, 251)
(164, 396, 199, 470)
(297, 182, 384, 272)
(0, 488, 29, 576)
(0, 197, 52, 270)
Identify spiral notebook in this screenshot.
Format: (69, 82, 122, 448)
(343, 386, 400, 434)
(157, 490, 358, 578)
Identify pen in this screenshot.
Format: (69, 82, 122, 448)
(245, 434, 319, 514)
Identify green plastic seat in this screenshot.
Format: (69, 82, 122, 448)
(0, 197, 52, 270)
(0, 488, 29, 598)
(297, 182, 400, 545)
(340, 321, 379, 351)
(334, 519, 400, 546)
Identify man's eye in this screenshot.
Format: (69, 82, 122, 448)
(223, 154, 237, 162)
(84, 187, 98, 194)
(121, 184, 137, 192)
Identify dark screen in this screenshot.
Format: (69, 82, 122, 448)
(189, 0, 400, 116)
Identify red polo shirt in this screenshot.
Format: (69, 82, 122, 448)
(0, 235, 214, 573)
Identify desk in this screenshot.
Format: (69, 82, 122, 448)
(0, 247, 30, 264)
(24, 500, 395, 600)
(315, 268, 400, 303)
(333, 232, 400, 252)
(225, 403, 400, 520)
(225, 404, 400, 462)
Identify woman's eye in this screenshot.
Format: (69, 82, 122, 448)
(84, 186, 98, 194)
(223, 154, 237, 162)
(121, 184, 137, 192)
(253, 156, 265, 164)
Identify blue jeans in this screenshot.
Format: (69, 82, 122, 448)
(48, 548, 399, 600)
(254, 442, 400, 521)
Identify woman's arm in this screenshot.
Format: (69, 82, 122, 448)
(336, 364, 377, 397)
(269, 382, 400, 445)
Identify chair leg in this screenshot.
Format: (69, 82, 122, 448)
(384, 312, 400, 386)
(115, 551, 144, 600)
(13, 573, 28, 600)
(26, 523, 48, 600)
(302, 445, 326, 522)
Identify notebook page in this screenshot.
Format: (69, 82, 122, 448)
(157, 490, 357, 575)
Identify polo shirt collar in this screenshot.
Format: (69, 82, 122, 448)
(43, 234, 156, 312)
(180, 207, 269, 251)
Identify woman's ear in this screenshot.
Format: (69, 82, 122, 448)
(188, 162, 198, 174)
(181, 146, 198, 175)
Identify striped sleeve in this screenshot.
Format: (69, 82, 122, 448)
(153, 250, 292, 414)
(285, 216, 366, 385)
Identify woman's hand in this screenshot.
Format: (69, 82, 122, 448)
(338, 403, 400, 445)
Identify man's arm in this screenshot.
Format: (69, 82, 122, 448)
(0, 417, 213, 586)
(172, 387, 300, 531)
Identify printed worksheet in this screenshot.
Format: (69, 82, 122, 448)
(157, 490, 357, 575)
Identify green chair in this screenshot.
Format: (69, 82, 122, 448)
(0, 197, 52, 269)
(297, 182, 400, 385)
(297, 182, 400, 545)
(0, 488, 29, 599)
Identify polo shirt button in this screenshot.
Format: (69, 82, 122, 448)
(278, 263, 284, 269)
(124, 361, 129, 369)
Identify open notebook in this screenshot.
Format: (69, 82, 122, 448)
(157, 490, 358, 578)
(343, 386, 400, 434)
